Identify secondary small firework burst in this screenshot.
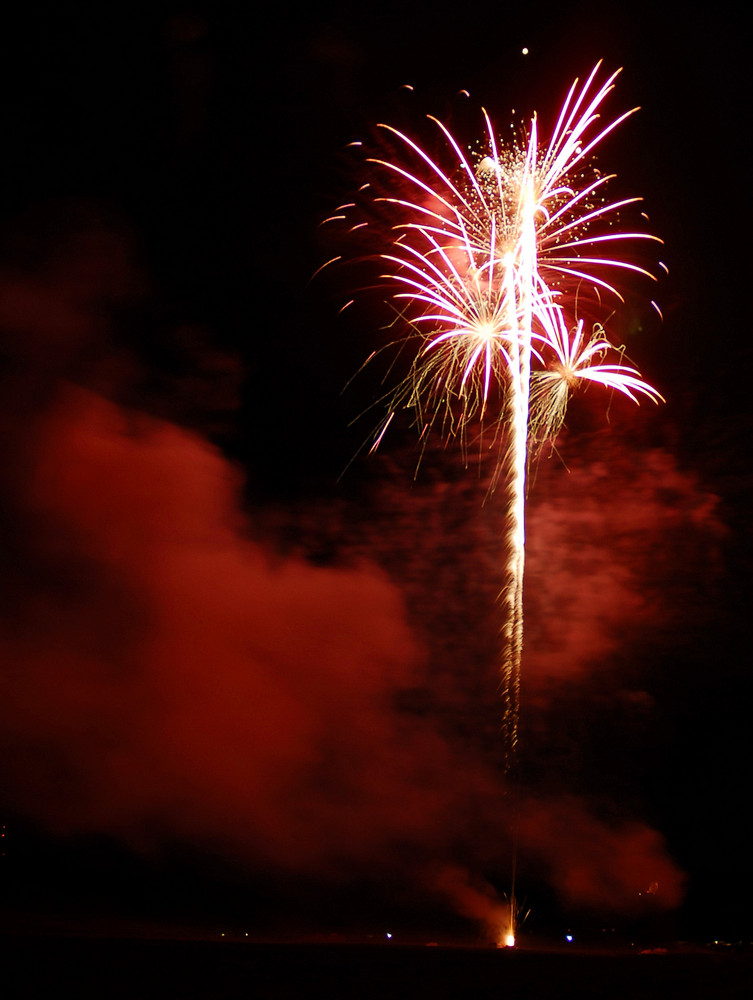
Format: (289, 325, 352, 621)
(327, 62, 663, 769)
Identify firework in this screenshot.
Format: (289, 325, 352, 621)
(329, 63, 663, 942)
(333, 61, 662, 750)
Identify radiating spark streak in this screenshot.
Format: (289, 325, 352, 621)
(546, 256, 658, 278)
(543, 185, 624, 236)
(430, 115, 491, 203)
(369, 156, 471, 220)
(555, 231, 663, 248)
(541, 266, 628, 302)
(541, 64, 629, 178)
(310, 256, 342, 281)
(369, 411, 395, 452)
(371, 126, 483, 220)
(340, 63, 663, 773)
(545, 62, 613, 155)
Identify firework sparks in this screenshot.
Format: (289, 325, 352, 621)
(331, 62, 663, 766)
(329, 64, 663, 939)
(491, 892, 530, 948)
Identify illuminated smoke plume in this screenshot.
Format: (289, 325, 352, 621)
(0, 199, 697, 930)
(518, 796, 685, 912)
(1, 386, 479, 866)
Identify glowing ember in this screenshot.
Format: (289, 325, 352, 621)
(495, 894, 524, 948)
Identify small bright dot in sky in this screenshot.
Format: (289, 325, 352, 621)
(386, 932, 392, 939)
(566, 934, 573, 942)
(522, 47, 529, 55)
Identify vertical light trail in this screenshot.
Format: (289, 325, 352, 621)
(501, 127, 539, 766)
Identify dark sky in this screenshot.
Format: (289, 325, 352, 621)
(0, 2, 750, 943)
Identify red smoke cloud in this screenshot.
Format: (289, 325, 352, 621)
(519, 796, 685, 911)
(0, 205, 692, 926)
(0, 382, 686, 919)
(1, 383, 691, 920)
(3, 386, 519, 890)
(524, 436, 724, 685)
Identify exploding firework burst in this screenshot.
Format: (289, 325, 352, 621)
(329, 62, 663, 766)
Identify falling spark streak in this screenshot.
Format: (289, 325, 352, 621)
(334, 64, 663, 941)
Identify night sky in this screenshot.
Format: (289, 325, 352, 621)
(1, 3, 750, 944)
